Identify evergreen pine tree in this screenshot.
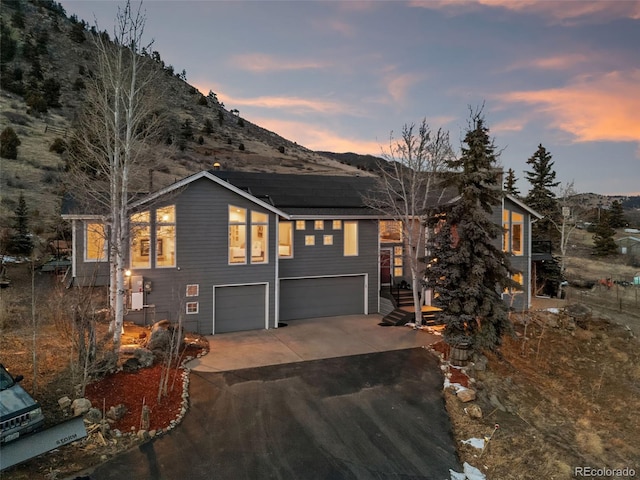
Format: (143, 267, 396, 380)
(592, 210, 617, 256)
(203, 119, 214, 135)
(429, 112, 516, 351)
(608, 200, 626, 228)
(503, 168, 520, 197)
(8, 193, 34, 255)
(0, 127, 21, 159)
(524, 144, 559, 241)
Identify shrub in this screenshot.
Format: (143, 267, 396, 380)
(69, 22, 85, 43)
(238, 143, 245, 151)
(0, 20, 17, 62)
(203, 118, 214, 135)
(42, 171, 57, 184)
(42, 77, 62, 107)
(278, 146, 285, 154)
(197, 135, 204, 145)
(73, 77, 85, 90)
(26, 92, 48, 115)
(198, 95, 208, 106)
(49, 137, 66, 154)
(0, 127, 21, 159)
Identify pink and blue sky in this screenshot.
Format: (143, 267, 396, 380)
(60, 0, 640, 196)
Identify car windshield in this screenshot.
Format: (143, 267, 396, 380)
(0, 367, 16, 390)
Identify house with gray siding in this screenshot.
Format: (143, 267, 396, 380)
(62, 170, 540, 334)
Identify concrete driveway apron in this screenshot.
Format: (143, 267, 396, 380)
(82, 315, 463, 480)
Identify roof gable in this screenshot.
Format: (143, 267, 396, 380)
(505, 194, 543, 219)
(128, 171, 289, 217)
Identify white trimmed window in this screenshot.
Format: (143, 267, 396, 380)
(130, 211, 150, 268)
(394, 246, 403, 277)
(296, 220, 306, 230)
(229, 206, 247, 264)
(156, 205, 176, 268)
(85, 222, 107, 261)
(503, 209, 524, 256)
(186, 302, 199, 314)
(504, 273, 524, 294)
(251, 211, 268, 263)
(278, 221, 293, 258)
(344, 221, 358, 256)
(186, 284, 199, 297)
(323, 235, 333, 245)
(380, 220, 402, 243)
(305, 235, 315, 246)
(332, 220, 342, 230)
(314, 220, 324, 230)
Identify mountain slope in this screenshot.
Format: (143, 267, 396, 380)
(0, 0, 367, 238)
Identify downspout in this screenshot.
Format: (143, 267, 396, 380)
(377, 220, 380, 315)
(274, 216, 280, 329)
(528, 216, 540, 309)
(71, 219, 77, 279)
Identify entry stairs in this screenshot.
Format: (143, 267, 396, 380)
(380, 288, 442, 327)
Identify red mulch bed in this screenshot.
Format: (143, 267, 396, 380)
(84, 363, 184, 433)
(84, 341, 207, 434)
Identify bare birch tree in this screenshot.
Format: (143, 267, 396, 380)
(551, 182, 582, 298)
(67, 1, 166, 351)
(366, 120, 453, 326)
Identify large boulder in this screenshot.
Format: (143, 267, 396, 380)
(147, 320, 182, 353)
(106, 403, 127, 421)
(72, 398, 92, 417)
(133, 347, 155, 367)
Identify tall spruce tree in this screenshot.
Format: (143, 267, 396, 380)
(428, 111, 516, 351)
(524, 144, 559, 242)
(8, 192, 34, 255)
(503, 167, 520, 197)
(608, 200, 626, 228)
(592, 210, 617, 256)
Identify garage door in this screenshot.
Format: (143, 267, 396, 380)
(279, 276, 366, 321)
(214, 284, 267, 333)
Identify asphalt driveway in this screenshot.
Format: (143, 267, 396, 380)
(82, 315, 462, 479)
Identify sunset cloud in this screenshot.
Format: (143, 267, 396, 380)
(505, 53, 592, 72)
(230, 53, 329, 73)
(499, 70, 640, 143)
(382, 71, 426, 105)
(249, 117, 384, 154)
(410, 0, 640, 24)
(492, 118, 526, 134)
(209, 90, 366, 118)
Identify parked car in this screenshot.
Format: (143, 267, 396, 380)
(0, 364, 45, 443)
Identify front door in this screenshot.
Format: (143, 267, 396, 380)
(380, 249, 391, 285)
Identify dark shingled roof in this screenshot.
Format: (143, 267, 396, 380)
(210, 171, 381, 217)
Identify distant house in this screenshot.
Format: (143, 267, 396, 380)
(615, 236, 640, 257)
(62, 170, 540, 335)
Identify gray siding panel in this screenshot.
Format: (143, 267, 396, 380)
(214, 284, 266, 333)
(502, 199, 532, 311)
(279, 219, 379, 316)
(280, 276, 365, 321)
(73, 220, 110, 287)
(124, 178, 277, 334)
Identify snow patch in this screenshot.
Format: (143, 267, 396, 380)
(545, 308, 561, 314)
(450, 462, 487, 480)
(461, 437, 485, 449)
